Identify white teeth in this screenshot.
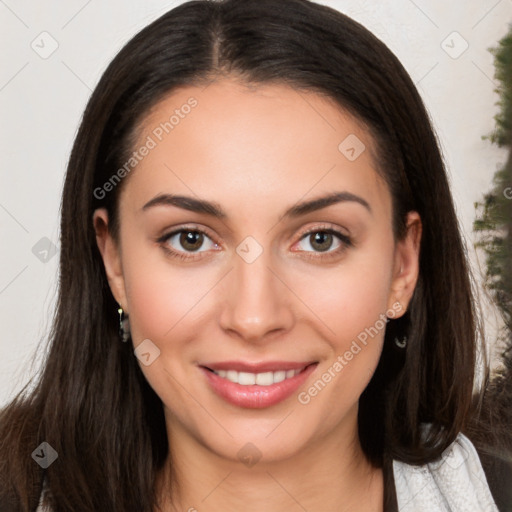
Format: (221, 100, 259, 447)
(238, 372, 256, 385)
(273, 371, 286, 383)
(212, 367, 303, 386)
(226, 370, 238, 382)
(256, 372, 274, 386)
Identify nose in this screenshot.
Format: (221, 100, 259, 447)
(219, 244, 295, 344)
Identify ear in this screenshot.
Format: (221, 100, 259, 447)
(387, 211, 422, 316)
(93, 208, 128, 311)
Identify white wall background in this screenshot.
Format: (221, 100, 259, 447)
(1, 0, 511, 407)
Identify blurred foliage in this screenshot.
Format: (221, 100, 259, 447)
(474, 25, 512, 337)
(470, 29, 512, 509)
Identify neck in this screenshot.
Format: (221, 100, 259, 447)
(156, 408, 384, 512)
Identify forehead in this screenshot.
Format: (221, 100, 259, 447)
(122, 79, 391, 220)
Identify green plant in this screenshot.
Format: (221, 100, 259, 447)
(474, 25, 512, 337)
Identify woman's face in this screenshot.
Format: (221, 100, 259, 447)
(94, 78, 420, 464)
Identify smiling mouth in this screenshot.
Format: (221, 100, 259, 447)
(200, 362, 319, 408)
(203, 366, 310, 386)
(201, 362, 318, 386)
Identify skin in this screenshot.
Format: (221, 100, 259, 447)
(94, 78, 421, 512)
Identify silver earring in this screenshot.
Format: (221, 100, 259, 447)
(118, 306, 131, 342)
(394, 336, 407, 349)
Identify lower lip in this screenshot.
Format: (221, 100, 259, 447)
(200, 364, 318, 409)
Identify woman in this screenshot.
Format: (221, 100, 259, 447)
(0, 0, 508, 510)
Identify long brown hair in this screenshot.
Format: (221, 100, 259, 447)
(0, 0, 489, 509)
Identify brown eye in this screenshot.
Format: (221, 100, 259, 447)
(179, 231, 204, 252)
(308, 231, 333, 252)
(159, 228, 218, 258)
(293, 227, 353, 260)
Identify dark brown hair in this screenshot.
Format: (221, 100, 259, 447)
(0, 0, 489, 510)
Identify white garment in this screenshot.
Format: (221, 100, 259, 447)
(37, 432, 499, 511)
(393, 432, 499, 511)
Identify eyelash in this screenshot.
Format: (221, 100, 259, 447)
(295, 225, 353, 261)
(156, 223, 353, 262)
(157, 225, 219, 262)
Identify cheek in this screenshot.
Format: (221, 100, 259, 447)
(121, 237, 214, 344)
(119, 244, 215, 410)
(290, 240, 394, 410)
(330, 271, 388, 341)
(123, 264, 178, 343)
(291, 243, 394, 349)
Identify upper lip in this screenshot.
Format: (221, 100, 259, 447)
(200, 360, 318, 373)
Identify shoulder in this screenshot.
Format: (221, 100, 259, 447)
(393, 431, 500, 511)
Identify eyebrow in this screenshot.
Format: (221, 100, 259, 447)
(141, 191, 372, 219)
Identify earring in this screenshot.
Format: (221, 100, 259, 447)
(385, 307, 410, 351)
(394, 336, 407, 349)
(118, 306, 131, 342)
